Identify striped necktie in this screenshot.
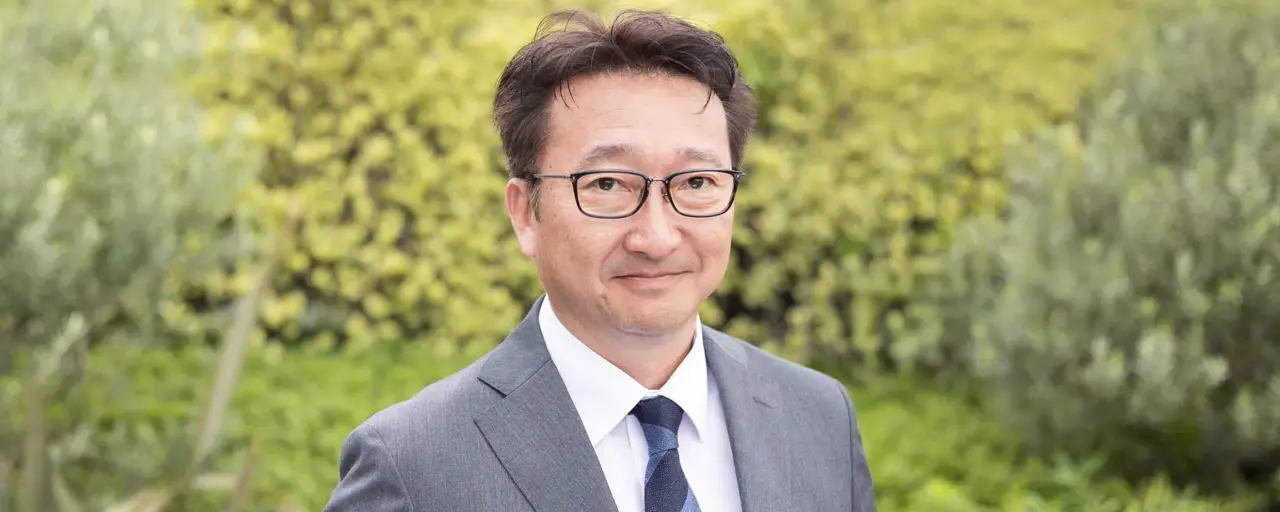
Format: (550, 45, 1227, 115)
(631, 396, 701, 512)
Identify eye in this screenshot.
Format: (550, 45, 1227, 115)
(578, 174, 632, 193)
(676, 172, 722, 190)
(593, 177, 620, 191)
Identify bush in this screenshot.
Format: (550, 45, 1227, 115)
(0, 0, 263, 508)
(171, 0, 1163, 367)
(921, 0, 1280, 498)
(176, 0, 556, 357)
(0, 0, 256, 360)
(46, 341, 456, 511)
(55, 341, 1247, 511)
(9, 341, 1245, 510)
(852, 376, 1257, 511)
(701, 0, 1161, 365)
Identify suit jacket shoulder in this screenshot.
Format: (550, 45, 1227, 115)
(704, 326, 858, 424)
(323, 353, 541, 511)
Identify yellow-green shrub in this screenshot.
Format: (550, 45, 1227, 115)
(178, 0, 1159, 365)
(707, 0, 1162, 363)
(175, 0, 744, 357)
(181, 0, 561, 357)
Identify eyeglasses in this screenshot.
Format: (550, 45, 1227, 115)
(530, 169, 745, 219)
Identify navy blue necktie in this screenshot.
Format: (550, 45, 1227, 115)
(631, 396, 701, 512)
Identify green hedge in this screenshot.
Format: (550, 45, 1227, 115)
(697, 0, 1161, 365)
(34, 341, 1245, 511)
(164, 0, 1164, 367)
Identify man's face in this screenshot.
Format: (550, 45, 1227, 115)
(505, 72, 735, 340)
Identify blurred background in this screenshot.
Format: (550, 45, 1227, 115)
(2, 0, 1279, 510)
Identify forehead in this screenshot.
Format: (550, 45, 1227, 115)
(542, 72, 731, 172)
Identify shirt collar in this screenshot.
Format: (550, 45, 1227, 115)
(539, 296, 709, 447)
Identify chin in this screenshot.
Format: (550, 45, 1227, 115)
(612, 313, 692, 337)
(605, 290, 700, 336)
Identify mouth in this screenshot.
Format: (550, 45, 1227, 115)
(611, 270, 690, 295)
(615, 270, 688, 280)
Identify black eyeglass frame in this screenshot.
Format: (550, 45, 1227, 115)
(529, 168, 746, 219)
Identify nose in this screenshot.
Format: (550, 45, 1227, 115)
(622, 183, 681, 259)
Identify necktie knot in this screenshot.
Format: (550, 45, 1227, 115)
(631, 395, 685, 432)
(631, 396, 684, 454)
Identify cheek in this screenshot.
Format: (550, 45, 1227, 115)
(695, 227, 734, 279)
(542, 218, 617, 270)
(699, 220, 735, 256)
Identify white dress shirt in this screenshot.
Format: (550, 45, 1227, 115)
(539, 297, 744, 512)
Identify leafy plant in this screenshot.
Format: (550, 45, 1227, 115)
(921, 0, 1280, 499)
(56, 339, 1250, 511)
(0, 0, 277, 509)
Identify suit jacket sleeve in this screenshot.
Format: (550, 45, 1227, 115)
(323, 422, 414, 511)
(840, 384, 878, 511)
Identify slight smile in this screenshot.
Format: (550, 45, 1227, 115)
(617, 270, 688, 279)
(613, 271, 690, 289)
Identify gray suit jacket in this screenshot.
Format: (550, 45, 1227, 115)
(323, 297, 877, 511)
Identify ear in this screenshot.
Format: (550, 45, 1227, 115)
(505, 178, 538, 258)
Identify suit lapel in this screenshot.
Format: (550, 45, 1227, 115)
(704, 328, 790, 512)
(473, 298, 619, 512)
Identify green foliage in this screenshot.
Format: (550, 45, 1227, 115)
(4, 0, 1269, 509)
(0, 0, 257, 354)
(919, 0, 1280, 497)
(176, 0, 555, 357)
(56, 342, 1246, 511)
(854, 376, 1257, 511)
(704, 0, 1159, 364)
(0, 0, 266, 509)
(62, 341, 462, 511)
(168, 0, 1163, 368)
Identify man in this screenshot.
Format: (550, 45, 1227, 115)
(324, 8, 876, 512)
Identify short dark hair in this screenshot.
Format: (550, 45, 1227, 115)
(492, 9, 758, 210)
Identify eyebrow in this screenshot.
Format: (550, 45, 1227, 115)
(575, 143, 727, 170)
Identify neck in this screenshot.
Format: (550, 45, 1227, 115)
(602, 329, 696, 389)
(550, 302, 698, 389)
